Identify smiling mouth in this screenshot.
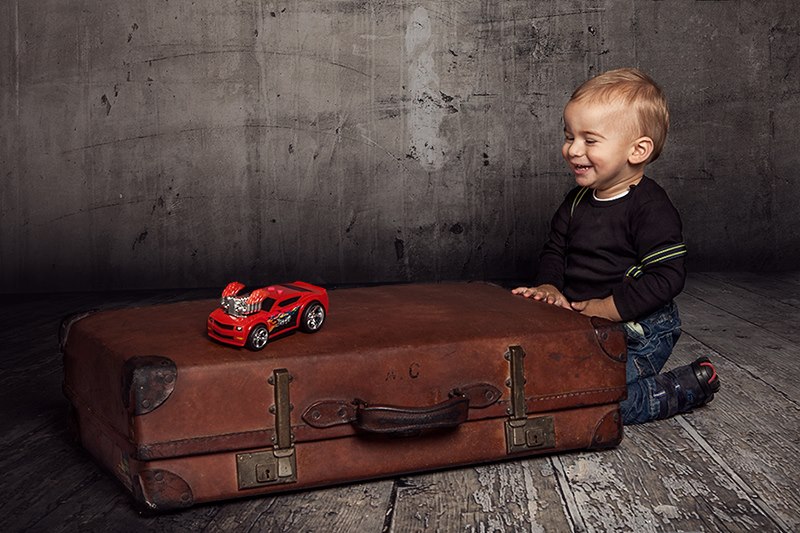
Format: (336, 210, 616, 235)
(574, 164, 592, 171)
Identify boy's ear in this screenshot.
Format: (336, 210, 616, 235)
(629, 136, 654, 165)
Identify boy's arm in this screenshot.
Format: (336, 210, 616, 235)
(571, 296, 622, 321)
(611, 194, 687, 321)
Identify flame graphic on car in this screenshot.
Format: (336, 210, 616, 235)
(268, 306, 300, 331)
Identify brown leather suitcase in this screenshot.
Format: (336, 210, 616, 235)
(61, 282, 627, 511)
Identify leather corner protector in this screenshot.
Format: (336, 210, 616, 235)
(122, 356, 178, 415)
(590, 318, 627, 363)
(589, 408, 623, 450)
(133, 469, 193, 511)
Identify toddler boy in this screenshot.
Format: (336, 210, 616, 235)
(513, 68, 719, 424)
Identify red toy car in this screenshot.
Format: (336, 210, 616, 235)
(207, 281, 328, 350)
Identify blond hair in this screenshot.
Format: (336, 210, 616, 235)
(570, 68, 669, 162)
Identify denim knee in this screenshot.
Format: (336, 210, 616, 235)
(621, 379, 661, 424)
(624, 301, 681, 384)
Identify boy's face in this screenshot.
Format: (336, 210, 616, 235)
(562, 99, 645, 198)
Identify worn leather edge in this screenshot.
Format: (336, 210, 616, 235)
(58, 309, 98, 353)
(588, 406, 624, 450)
(122, 356, 178, 415)
(590, 317, 628, 363)
(132, 469, 194, 511)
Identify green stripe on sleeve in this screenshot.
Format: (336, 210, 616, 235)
(625, 243, 687, 279)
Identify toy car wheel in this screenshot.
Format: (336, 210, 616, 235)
(300, 302, 326, 333)
(246, 324, 269, 350)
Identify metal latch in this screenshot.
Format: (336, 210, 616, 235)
(504, 346, 556, 454)
(237, 368, 297, 489)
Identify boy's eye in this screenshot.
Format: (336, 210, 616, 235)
(585, 139, 597, 145)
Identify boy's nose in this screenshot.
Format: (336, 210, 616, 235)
(567, 141, 584, 157)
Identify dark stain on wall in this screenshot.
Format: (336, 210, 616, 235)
(132, 229, 149, 251)
(394, 238, 405, 261)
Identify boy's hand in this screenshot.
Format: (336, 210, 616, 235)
(512, 284, 572, 310)
(570, 296, 622, 322)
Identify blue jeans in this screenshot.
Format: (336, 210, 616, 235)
(620, 301, 682, 424)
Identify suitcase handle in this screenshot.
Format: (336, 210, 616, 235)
(353, 393, 470, 437)
(301, 383, 501, 436)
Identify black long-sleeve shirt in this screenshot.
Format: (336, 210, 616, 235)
(534, 177, 687, 321)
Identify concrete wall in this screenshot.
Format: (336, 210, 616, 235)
(2, 0, 798, 292)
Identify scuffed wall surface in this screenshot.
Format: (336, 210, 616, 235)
(1, 0, 798, 292)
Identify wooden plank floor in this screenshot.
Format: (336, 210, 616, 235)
(1, 272, 798, 532)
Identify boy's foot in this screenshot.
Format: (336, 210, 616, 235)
(654, 357, 721, 418)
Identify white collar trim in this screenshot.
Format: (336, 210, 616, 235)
(593, 189, 631, 201)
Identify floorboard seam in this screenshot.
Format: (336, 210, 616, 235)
(380, 479, 399, 533)
(549, 456, 583, 533)
(674, 415, 793, 533)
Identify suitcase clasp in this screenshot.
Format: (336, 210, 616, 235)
(504, 346, 556, 454)
(237, 447, 296, 490)
(236, 368, 297, 490)
(506, 417, 555, 453)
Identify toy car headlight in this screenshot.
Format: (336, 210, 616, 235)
(236, 326, 243, 331)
